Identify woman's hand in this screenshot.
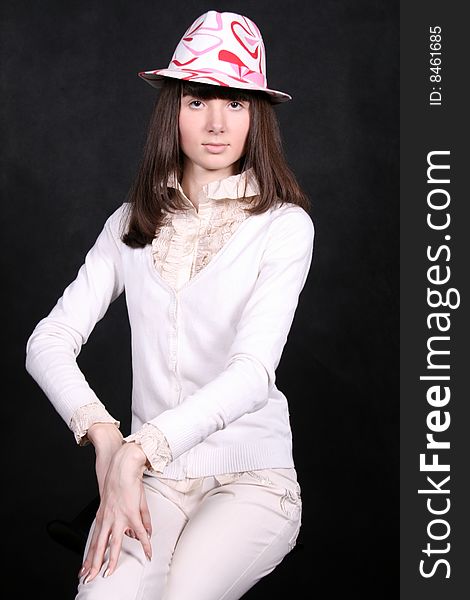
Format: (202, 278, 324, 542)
(79, 441, 153, 583)
(86, 423, 141, 539)
(87, 423, 124, 497)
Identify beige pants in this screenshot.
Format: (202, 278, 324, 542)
(76, 467, 302, 600)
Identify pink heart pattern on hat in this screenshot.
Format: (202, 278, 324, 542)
(169, 11, 265, 88)
(138, 11, 292, 103)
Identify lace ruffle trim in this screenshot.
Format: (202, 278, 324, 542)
(151, 199, 249, 290)
(123, 423, 173, 473)
(70, 401, 120, 447)
(195, 199, 249, 274)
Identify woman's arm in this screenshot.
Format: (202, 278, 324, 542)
(25, 204, 158, 583)
(25, 204, 127, 437)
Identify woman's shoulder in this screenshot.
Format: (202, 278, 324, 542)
(267, 201, 315, 240)
(104, 202, 132, 240)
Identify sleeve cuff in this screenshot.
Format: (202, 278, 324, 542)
(123, 423, 173, 473)
(69, 401, 120, 447)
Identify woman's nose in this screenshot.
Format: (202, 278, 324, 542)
(206, 104, 225, 133)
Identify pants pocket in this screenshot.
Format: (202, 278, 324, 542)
(280, 486, 302, 520)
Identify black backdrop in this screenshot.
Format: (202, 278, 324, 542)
(2, 1, 399, 598)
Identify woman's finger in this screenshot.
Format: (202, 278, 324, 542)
(132, 520, 153, 562)
(79, 517, 101, 580)
(84, 524, 112, 583)
(140, 489, 152, 538)
(103, 526, 125, 578)
(78, 563, 89, 579)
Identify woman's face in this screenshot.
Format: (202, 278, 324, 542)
(179, 93, 250, 177)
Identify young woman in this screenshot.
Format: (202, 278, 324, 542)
(26, 10, 315, 600)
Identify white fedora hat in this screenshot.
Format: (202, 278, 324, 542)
(138, 10, 292, 104)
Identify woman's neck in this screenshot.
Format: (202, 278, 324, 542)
(180, 160, 240, 209)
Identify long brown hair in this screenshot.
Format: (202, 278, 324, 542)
(122, 78, 310, 248)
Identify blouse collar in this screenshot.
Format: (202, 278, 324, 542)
(166, 167, 260, 201)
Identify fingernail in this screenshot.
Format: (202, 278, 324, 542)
(78, 566, 86, 577)
(84, 575, 91, 584)
(104, 568, 111, 578)
(146, 553, 152, 562)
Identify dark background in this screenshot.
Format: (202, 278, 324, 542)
(2, 1, 399, 598)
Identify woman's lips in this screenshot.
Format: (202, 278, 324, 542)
(203, 143, 228, 154)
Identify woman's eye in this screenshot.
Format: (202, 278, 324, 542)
(189, 100, 203, 108)
(229, 101, 242, 109)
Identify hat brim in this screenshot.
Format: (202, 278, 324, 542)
(138, 69, 292, 104)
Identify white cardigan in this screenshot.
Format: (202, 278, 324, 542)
(25, 173, 315, 479)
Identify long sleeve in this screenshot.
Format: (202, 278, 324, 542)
(25, 206, 126, 434)
(148, 208, 315, 461)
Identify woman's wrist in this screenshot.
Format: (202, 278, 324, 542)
(87, 422, 123, 448)
(121, 441, 151, 473)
